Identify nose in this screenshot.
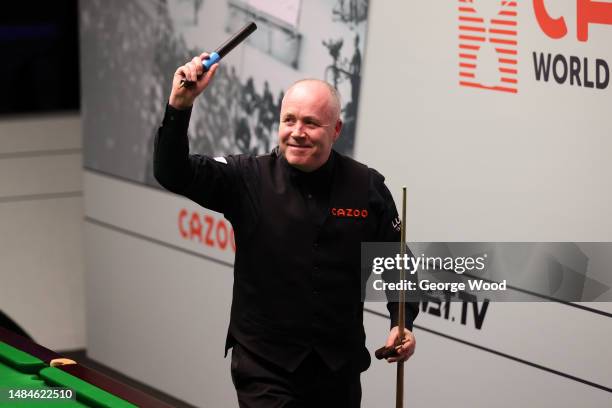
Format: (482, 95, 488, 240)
(290, 122, 306, 138)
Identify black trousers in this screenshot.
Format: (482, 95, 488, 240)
(231, 343, 362, 408)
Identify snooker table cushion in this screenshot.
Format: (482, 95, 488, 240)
(0, 341, 45, 374)
(0, 341, 136, 408)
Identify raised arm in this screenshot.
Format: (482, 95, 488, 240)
(153, 54, 236, 216)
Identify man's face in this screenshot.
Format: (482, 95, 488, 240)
(279, 81, 342, 172)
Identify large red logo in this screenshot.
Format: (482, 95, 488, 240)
(458, 1, 612, 92)
(458, 0, 518, 93)
(530, 0, 612, 90)
(178, 208, 236, 252)
(533, 0, 612, 41)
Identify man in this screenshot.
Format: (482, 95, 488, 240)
(154, 53, 418, 407)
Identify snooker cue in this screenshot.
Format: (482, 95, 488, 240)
(396, 186, 407, 408)
(179, 22, 257, 88)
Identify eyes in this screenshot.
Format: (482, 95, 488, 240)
(281, 115, 323, 130)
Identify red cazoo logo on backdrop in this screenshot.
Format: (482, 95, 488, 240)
(458, 0, 519, 93)
(178, 208, 236, 252)
(458, 0, 612, 94)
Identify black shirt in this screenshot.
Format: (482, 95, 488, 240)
(154, 104, 418, 372)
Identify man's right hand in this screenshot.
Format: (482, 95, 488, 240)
(168, 52, 219, 110)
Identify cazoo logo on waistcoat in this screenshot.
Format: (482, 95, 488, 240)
(331, 207, 369, 218)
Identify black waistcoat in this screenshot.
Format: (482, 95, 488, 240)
(227, 150, 373, 372)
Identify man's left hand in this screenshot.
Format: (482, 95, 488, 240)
(384, 326, 416, 363)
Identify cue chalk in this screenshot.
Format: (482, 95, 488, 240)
(179, 22, 257, 88)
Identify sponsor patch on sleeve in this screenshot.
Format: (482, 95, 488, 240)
(392, 216, 401, 232)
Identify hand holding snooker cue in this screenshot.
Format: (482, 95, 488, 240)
(373, 187, 415, 407)
(179, 22, 257, 89)
(169, 22, 257, 110)
(169, 52, 219, 110)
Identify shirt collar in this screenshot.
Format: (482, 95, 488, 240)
(274, 147, 336, 185)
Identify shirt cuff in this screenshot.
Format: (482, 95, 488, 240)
(162, 103, 192, 134)
(389, 306, 415, 331)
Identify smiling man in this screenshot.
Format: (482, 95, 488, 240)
(279, 79, 342, 172)
(154, 54, 418, 408)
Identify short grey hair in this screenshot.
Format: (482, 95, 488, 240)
(285, 78, 342, 121)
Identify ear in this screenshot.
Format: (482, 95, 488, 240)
(333, 119, 343, 142)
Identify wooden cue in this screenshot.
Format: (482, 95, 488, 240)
(396, 186, 407, 408)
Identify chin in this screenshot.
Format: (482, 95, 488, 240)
(286, 155, 314, 171)
(287, 156, 309, 167)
